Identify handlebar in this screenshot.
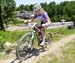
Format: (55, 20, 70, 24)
(25, 22, 37, 28)
(24, 20, 41, 32)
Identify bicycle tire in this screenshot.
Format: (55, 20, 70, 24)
(16, 33, 33, 61)
(42, 32, 52, 51)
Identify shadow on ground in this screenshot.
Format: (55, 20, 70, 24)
(10, 48, 45, 63)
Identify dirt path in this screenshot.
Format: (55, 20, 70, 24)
(6, 25, 28, 31)
(0, 34, 75, 63)
(6, 22, 66, 31)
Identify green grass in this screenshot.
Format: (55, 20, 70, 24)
(0, 52, 15, 60)
(35, 28, 75, 63)
(6, 18, 24, 26)
(36, 41, 75, 63)
(46, 27, 75, 35)
(0, 27, 75, 48)
(0, 52, 9, 60)
(62, 42, 75, 63)
(48, 42, 75, 63)
(0, 31, 26, 42)
(0, 27, 75, 59)
(46, 27, 75, 41)
(0, 31, 28, 49)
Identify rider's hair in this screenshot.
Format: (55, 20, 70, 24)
(41, 7, 48, 15)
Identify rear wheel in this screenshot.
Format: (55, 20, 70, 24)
(42, 32, 52, 51)
(16, 33, 33, 61)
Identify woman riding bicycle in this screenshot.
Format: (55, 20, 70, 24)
(26, 3, 51, 46)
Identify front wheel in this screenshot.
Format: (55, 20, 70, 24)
(42, 32, 52, 51)
(16, 33, 33, 61)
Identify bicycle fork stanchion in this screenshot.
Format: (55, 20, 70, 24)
(29, 32, 34, 49)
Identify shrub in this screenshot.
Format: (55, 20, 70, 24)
(0, 31, 26, 49)
(71, 15, 75, 26)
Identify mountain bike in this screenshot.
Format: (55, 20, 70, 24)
(16, 22, 52, 61)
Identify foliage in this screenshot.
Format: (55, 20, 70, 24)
(0, 31, 27, 48)
(16, 1, 75, 22)
(0, 0, 16, 30)
(0, 27, 75, 49)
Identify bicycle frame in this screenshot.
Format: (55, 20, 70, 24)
(16, 23, 52, 61)
(27, 23, 46, 43)
(27, 23, 37, 43)
(26, 22, 48, 45)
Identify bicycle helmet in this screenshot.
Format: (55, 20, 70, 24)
(33, 3, 41, 12)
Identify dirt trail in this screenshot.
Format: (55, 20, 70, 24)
(6, 25, 28, 31)
(0, 34, 75, 63)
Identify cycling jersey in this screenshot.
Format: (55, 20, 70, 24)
(33, 12, 49, 24)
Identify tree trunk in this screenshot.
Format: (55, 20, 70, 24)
(0, 3, 5, 31)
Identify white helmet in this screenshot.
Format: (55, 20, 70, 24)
(33, 3, 41, 12)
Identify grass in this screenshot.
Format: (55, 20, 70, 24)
(35, 28, 75, 63)
(0, 52, 15, 60)
(0, 52, 9, 60)
(0, 31, 28, 49)
(0, 27, 75, 59)
(0, 31, 25, 42)
(7, 18, 24, 25)
(46, 27, 75, 41)
(0, 27, 75, 48)
(37, 54, 57, 63)
(46, 27, 75, 35)
(36, 41, 75, 63)
(48, 42, 75, 63)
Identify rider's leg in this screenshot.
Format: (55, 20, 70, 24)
(34, 24, 46, 45)
(35, 30, 42, 45)
(35, 27, 45, 45)
(37, 27, 43, 45)
(34, 25, 43, 45)
(39, 27, 46, 46)
(39, 27, 45, 39)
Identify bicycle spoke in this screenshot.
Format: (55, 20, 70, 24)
(16, 33, 33, 61)
(42, 33, 52, 51)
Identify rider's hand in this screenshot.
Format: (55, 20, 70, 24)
(24, 20, 29, 25)
(42, 24, 45, 27)
(42, 23, 50, 27)
(24, 20, 27, 23)
(24, 20, 31, 24)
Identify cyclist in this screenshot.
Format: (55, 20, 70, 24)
(26, 3, 51, 46)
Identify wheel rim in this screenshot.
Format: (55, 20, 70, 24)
(43, 33, 52, 50)
(17, 35, 32, 60)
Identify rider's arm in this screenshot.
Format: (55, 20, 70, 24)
(24, 14, 37, 23)
(42, 18, 51, 27)
(30, 18, 34, 22)
(42, 12, 51, 27)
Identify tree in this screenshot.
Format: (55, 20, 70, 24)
(18, 4, 25, 11)
(29, 4, 34, 11)
(16, 1, 75, 23)
(0, 0, 5, 30)
(0, 0, 16, 29)
(4, 0, 16, 18)
(24, 5, 30, 11)
(48, 2, 57, 18)
(71, 15, 75, 26)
